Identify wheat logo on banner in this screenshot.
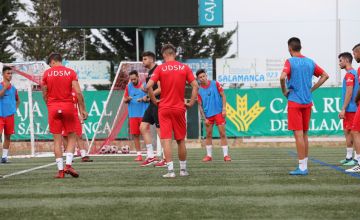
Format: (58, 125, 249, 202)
(226, 94, 265, 131)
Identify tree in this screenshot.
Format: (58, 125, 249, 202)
(15, 0, 91, 61)
(0, 0, 23, 62)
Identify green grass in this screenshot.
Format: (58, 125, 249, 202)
(0, 147, 360, 220)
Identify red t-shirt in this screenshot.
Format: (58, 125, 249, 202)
(42, 66, 78, 105)
(344, 72, 355, 87)
(1, 82, 19, 101)
(197, 80, 223, 103)
(282, 56, 324, 79)
(151, 61, 195, 110)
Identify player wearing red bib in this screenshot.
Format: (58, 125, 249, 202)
(42, 53, 88, 178)
(146, 44, 198, 178)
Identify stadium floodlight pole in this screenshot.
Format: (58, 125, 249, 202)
(136, 28, 140, 61)
(335, 0, 341, 85)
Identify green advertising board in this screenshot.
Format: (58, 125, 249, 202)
(203, 87, 343, 137)
(13, 91, 128, 140)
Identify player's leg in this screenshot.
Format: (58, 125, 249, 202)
(216, 114, 231, 162)
(346, 110, 360, 172)
(173, 109, 188, 177)
(62, 106, 79, 177)
(154, 127, 167, 167)
(288, 107, 308, 175)
(341, 113, 356, 165)
(130, 118, 144, 161)
(159, 109, 176, 177)
(1, 115, 15, 163)
(203, 122, 214, 162)
(77, 135, 93, 162)
(140, 121, 153, 162)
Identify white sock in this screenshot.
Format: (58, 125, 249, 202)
(299, 159, 307, 171)
(222, 145, 229, 157)
(65, 153, 74, 165)
(146, 144, 154, 158)
(137, 151, 142, 156)
(80, 149, 86, 158)
(56, 158, 64, 170)
(346, 147, 354, 159)
(2, 149, 9, 158)
(167, 161, 174, 171)
(180, 160, 187, 170)
(355, 154, 360, 163)
(206, 145, 212, 157)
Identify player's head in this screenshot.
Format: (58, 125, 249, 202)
(338, 52, 353, 69)
(196, 69, 208, 84)
(47, 52, 62, 67)
(2, 66, 13, 81)
(288, 37, 302, 56)
(142, 51, 156, 68)
(129, 70, 139, 85)
(352, 43, 360, 63)
(161, 43, 176, 61)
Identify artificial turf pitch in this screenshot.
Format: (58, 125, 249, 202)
(0, 147, 359, 220)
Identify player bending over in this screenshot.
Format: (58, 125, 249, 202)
(338, 52, 358, 166)
(146, 43, 198, 178)
(42, 53, 88, 178)
(196, 69, 231, 162)
(280, 37, 328, 175)
(124, 70, 149, 160)
(0, 66, 20, 163)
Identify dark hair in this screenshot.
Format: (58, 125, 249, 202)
(47, 52, 62, 64)
(142, 51, 156, 61)
(129, 70, 138, 76)
(196, 69, 206, 77)
(161, 43, 176, 55)
(338, 52, 353, 63)
(353, 43, 360, 51)
(288, 37, 302, 52)
(2, 66, 12, 73)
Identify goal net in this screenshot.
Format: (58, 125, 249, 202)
(88, 62, 161, 155)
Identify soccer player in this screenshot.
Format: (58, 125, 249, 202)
(280, 37, 329, 175)
(139, 51, 165, 167)
(346, 43, 360, 172)
(42, 53, 88, 178)
(338, 52, 358, 166)
(0, 66, 20, 163)
(62, 90, 93, 162)
(124, 70, 149, 160)
(146, 43, 198, 178)
(196, 69, 231, 162)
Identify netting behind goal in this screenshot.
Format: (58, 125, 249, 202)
(1, 62, 52, 157)
(88, 62, 148, 154)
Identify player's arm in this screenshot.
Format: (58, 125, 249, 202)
(153, 81, 161, 97)
(0, 82, 10, 97)
(280, 71, 289, 98)
(311, 65, 329, 92)
(339, 84, 353, 119)
(186, 80, 199, 108)
(197, 97, 210, 125)
(72, 80, 88, 120)
(147, 79, 158, 105)
(41, 85, 48, 104)
(15, 90, 20, 109)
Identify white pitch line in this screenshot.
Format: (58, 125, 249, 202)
(1, 162, 56, 179)
(1, 158, 81, 179)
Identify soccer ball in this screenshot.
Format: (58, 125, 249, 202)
(110, 145, 119, 154)
(121, 145, 130, 154)
(99, 145, 111, 154)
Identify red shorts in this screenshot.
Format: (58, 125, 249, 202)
(62, 112, 82, 137)
(48, 103, 76, 134)
(207, 113, 226, 126)
(159, 108, 186, 140)
(352, 106, 360, 131)
(0, 115, 15, 135)
(288, 106, 312, 131)
(129, 117, 142, 135)
(343, 112, 355, 130)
